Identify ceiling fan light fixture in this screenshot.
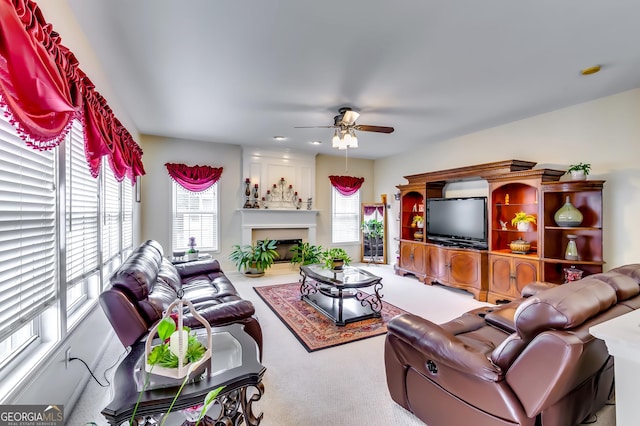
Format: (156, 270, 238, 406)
(331, 129, 341, 148)
(349, 130, 358, 148)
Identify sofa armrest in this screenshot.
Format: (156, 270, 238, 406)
(388, 314, 502, 381)
(175, 259, 222, 278)
(184, 299, 256, 328)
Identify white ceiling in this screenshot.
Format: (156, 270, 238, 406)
(65, 0, 640, 159)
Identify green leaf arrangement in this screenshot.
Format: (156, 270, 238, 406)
(130, 317, 209, 425)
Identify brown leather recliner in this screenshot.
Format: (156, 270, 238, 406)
(385, 264, 640, 426)
(99, 240, 263, 355)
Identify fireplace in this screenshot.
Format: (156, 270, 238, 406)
(260, 238, 302, 263)
(240, 209, 318, 246)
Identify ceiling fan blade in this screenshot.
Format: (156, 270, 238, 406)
(354, 124, 395, 134)
(294, 125, 335, 129)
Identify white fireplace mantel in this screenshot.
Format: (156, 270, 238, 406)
(239, 209, 319, 246)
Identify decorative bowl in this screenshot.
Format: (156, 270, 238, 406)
(509, 239, 531, 254)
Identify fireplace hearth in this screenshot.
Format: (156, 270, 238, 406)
(261, 238, 302, 263)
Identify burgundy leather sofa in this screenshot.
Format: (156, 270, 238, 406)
(385, 264, 640, 426)
(99, 240, 262, 354)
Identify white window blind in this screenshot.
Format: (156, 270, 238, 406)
(172, 183, 218, 252)
(102, 165, 121, 262)
(122, 179, 133, 251)
(331, 187, 360, 243)
(65, 119, 99, 284)
(0, 114, 57, 342)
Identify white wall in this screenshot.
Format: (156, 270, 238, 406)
(140, 135, 243, 266)
(375, 89, 640, 269)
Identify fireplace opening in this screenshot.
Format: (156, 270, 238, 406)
(260, 238, 302, 263)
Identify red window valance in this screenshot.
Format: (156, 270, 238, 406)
(329, 175, 364, 196)
(0, 0, 144, 184)
(165, 163, 223, 192)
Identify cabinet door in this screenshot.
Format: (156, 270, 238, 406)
(513, 259, 539, 294)
(449, 250, 481, 288)
(425, 244, 447, 282)
(412, 243, 426, 275)
(400, 242, 415, 270)
(400, 242, 426, 275)
(489, 255, 514, 297)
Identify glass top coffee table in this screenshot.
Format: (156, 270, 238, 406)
(299, 264, 383, 326)
(101, 323, 265, 426)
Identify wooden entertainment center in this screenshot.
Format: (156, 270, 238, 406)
(396, 160, 604, 303)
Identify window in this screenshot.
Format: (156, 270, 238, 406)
(102, 165, 121, 263)
(122, 178, 133, 252)
(0, 111, 135, 369)
(172, 183, 218, 252)
(331, 187, 360, 243)
(65, 120, 99, 310)
(0, 113, 56, 350)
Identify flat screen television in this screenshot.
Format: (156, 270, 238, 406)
(426, 197, 488, 249)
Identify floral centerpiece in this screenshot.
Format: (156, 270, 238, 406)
(144, 297, 212, 379)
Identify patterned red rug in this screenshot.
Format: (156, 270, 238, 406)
(254, 282, 409, 352)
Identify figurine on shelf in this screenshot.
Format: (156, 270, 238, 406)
(307, 198, 313, 210)
(252, 184, 260, 208)
(243, 178, 252, 208)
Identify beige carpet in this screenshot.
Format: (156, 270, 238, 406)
(68, 263, 616, 425)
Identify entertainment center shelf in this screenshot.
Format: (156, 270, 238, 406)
(396, 160, 605, 303)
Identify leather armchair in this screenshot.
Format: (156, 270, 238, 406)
(385, 265, 640, 426)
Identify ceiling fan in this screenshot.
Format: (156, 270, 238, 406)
(295, 107, 394, 149)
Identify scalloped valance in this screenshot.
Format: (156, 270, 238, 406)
(329, 175, 364, 196)
(165, 163, 223, 192)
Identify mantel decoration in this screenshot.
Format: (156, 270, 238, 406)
(244, 177, 303, 209)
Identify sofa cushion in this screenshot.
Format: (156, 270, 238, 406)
(514, 279, 616, 341)
(157, 258, 182, 292)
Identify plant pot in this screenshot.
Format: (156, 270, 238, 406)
(187, 252, 198, 261)
(570, 170, 586, 181)
(516, 222, 531, 232)
(245, 265, 265, 277)
(331, 259, 344, 270)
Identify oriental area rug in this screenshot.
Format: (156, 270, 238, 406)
(254, 282, 409, 352)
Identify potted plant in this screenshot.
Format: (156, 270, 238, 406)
(229, 239, 279, 276)
(566, 162, 591, 180)
(187, 237, 199, 261)
(289, 242, 324, 266)
(411, 215, 424, 228)
(511, 211, 536, 232)
(362, 219, 384, 237)
(321, 247, 352, 270)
